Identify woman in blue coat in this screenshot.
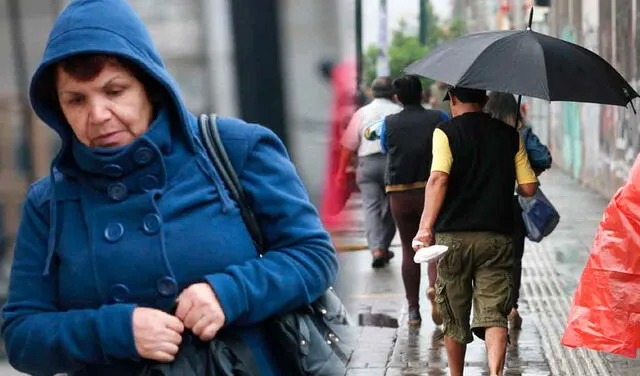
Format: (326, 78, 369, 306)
(0, 1, 338, 375)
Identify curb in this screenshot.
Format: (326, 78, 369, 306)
(334, 243, 368, 252)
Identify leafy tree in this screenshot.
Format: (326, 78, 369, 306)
(363, 20, 429, 85)
(362, 4, 467, 87)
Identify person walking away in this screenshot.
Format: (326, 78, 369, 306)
(422, 86, 433, 109)
(365, 75, 449, 326)
(336, 77, 402, 267)
(429, 81, 451, 117)
(319, 60, 357, 231)
(413, 86, 538, 376)
(484, 92, 552, 331)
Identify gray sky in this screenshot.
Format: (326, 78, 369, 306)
(363, 0, 452, 47)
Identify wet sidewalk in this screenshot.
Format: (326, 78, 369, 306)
(333, 168, 640, 375)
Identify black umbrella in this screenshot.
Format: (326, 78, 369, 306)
(405, 13, 638, 108)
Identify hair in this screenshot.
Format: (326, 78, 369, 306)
(484, 91, 518, 127)
(392, 75, 422, 106)
(370, 76, 394, 99)
(40, 53, 166, 111)
(422, 86, 431, 103)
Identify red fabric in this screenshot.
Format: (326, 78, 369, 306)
(319, 60, 357, 231)
(562, 154, 640, 358)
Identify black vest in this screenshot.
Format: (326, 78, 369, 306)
(384, 106, 444, 191)
(435, 112, 519, 235)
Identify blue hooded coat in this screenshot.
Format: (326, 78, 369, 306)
(0, 1, 338, 375)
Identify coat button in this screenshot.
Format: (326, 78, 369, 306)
(107, 182, 128, 201)
(102, 164, 123, 177)
(110, 284, 129, 303)
(138, 175, 159, 192)
(157, 276, 178, 297)
(134, 147, 154, 165)
(104, 223, 124, 242)
(142, 213, 161, 235)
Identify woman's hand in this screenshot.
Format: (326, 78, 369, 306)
(132, 307, 184, 362)
(175, 283, 226, 342)
(412, 227, 435, 251)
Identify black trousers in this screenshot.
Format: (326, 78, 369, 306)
(511, 195, 527, 309)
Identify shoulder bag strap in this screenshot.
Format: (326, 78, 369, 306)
(198, 114, 265, 255)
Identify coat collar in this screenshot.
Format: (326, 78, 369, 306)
(65, 109, 187, 196)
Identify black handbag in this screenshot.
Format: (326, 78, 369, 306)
(139, 331, 260, 376)
(198, 114, 355, 376)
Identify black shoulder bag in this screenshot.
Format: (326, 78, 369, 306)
(198, 114, 355, 376)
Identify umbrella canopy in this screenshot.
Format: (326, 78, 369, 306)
(405, 29, 639, 107)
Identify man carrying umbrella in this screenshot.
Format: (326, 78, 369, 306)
(413, 86, 538, 376)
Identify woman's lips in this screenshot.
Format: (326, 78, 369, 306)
(93, 131, 125, 147)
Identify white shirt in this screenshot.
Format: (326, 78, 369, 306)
(340, 98, 402, 157)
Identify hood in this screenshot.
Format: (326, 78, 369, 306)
(30, 0, 198, 159)
(30, 0, 202, 276)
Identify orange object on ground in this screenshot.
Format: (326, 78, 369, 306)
(561, 154, 640, 358)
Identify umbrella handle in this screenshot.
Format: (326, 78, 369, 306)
(516, 95, 523, 127)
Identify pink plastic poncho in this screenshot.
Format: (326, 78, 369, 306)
(561, 154, 640, 358)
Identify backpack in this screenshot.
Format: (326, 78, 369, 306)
(519, 126, 552, 170)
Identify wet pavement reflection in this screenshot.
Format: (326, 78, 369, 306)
(388, 313, 551, 375)
(358, 313, 399, 328)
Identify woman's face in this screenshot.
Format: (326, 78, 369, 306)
(56, 61, 153, 148)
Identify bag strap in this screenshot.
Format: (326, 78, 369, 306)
(198, 114, 266, 255)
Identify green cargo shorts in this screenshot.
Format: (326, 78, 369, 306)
(434, 231, 513, 344)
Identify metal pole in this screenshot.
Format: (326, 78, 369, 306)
(229, 0, 288, 147)
(419, 0, 428, 45)
(355, 0, 363, 92)
(7, 0, 36, 183)
(376, 0, 389, 76)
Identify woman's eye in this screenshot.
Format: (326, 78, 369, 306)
(106, 89, 123, 97)
(67, 97, 84, 105)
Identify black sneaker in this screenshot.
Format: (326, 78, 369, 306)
(408, 308, 422, 327)
(371, 250, 395, 268)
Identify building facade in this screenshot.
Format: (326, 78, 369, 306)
(539, 0, 639, 197)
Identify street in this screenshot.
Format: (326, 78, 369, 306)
(333, 167, 640, 375)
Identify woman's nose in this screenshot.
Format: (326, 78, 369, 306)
(88, 99, 112, 124)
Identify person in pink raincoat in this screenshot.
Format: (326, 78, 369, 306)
(319, 60, 358, 231)
(562, 154, 640, 358)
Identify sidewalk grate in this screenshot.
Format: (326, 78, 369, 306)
(522, 241, 614, 376)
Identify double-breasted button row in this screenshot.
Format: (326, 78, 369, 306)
(110, 276, 177, 302)
(102, 147, 154, 179)
(103, 214, 162, 243)
(102, 146, 158, 200)
(106, 175, 160, 200)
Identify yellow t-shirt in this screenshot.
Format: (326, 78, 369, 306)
(430, 128, 537, 184)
